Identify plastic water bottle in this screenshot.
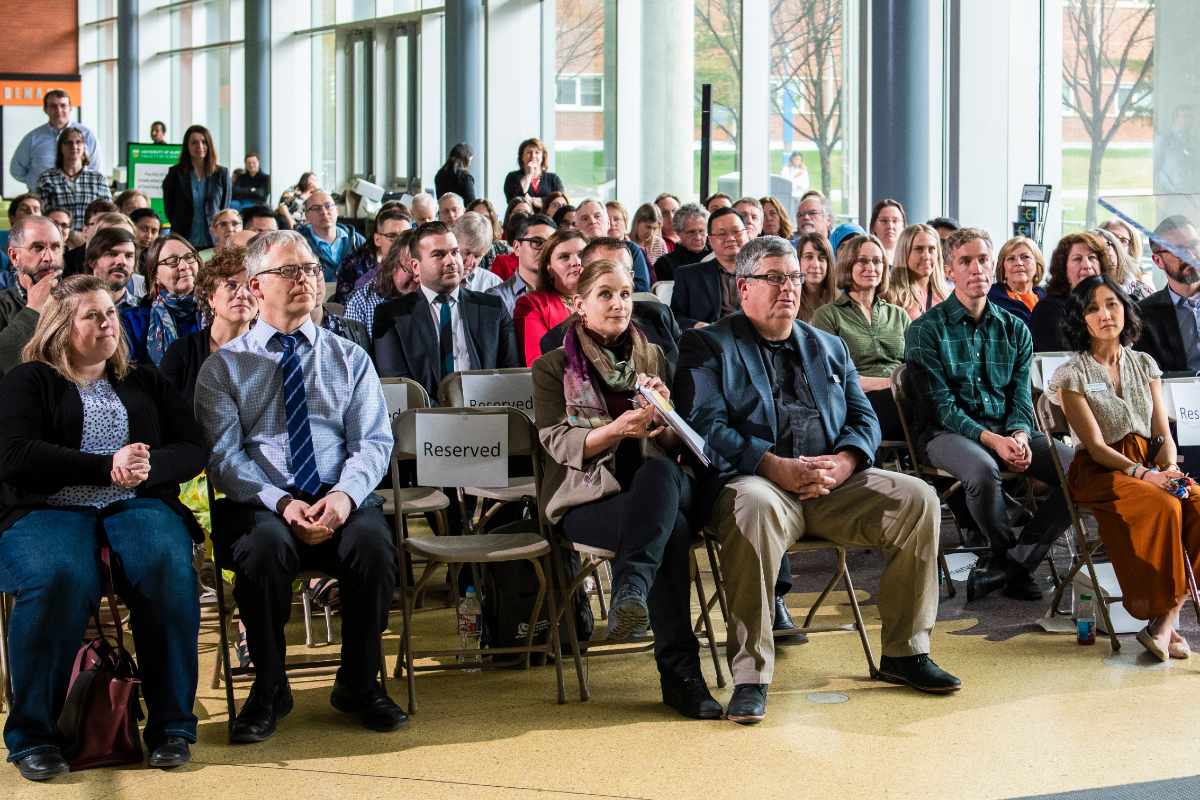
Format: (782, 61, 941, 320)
(457, 586, 483, 670)
(1075, 592, 1096, 646)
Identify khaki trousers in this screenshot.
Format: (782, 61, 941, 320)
(714, 468, 940, 685)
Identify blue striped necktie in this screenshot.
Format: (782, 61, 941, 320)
(275, 332, 322, 496)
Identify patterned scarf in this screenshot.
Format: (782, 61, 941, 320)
(147, 292, 198, 366)
(562, 315, 655, 428)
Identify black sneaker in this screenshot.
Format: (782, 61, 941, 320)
(877, 654, 962, 694)
(661, 675, 723, 720)
(725, 683, 768, 725)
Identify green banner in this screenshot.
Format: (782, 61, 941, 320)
(126, 142, 182, 222)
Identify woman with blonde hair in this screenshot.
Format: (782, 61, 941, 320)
(0, 275, 206, 779)
(759, 196, 794, 239)
(988, 235, 1047, 327)
(888, 223, 948, 320)
(1091, 225, 1152, 301)
(794, 232, 838, 322)
(630, 203, 669, 267)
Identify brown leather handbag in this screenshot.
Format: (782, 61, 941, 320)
(56, 548, 144, 770)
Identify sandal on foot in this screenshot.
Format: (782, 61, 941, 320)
(1136, 627, 1169, 662)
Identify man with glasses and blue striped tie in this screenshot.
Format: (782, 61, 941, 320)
(195, 229, 407, 742)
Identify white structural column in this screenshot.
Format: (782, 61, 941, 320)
(485, 0, 545, 202)
(739, 1, 770, 199)
(1153, 1, 1200, 207)
(639, 0, 694, 204)
(613, 0, 642, 206)
(269, 3, 314, 207)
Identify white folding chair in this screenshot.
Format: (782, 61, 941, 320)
(651, 280, 674, 305)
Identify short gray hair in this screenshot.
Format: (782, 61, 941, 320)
(734, 196, 763, 212)
(245, 229, 313, 277)
(411, 193, 436, 212)
(453, 212, 493, 255)
(439, 192, 464, 207)
(798, 190, 832, 216)
(9, 215, 59, 248)
(735, 235, 797, 278)
(673, 202, 708, 232)
(576, 198, 604, 215)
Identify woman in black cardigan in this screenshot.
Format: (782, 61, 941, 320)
(433, 142, 477, 205)
(161, 124, 232, 249)
(160, 246, 258, 406)
(502, 137, 564, 210)
(0, 275, 206, 781)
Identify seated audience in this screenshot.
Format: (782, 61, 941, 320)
(605, 200, 630, 240)
(45, 206, 73, 244)
(906, 227, 1072, 602)
(0, 194, 43, 288)
(453, 212, 504, 292)
(196, 230, 405, 741)
(812, 234, 909, 440)
(705, 192, 733, 212)
(927, 216, 960, 269)
(277, 171, 318, 228)
(0, 216, 64, 375)
(503, 198, 534, 240)
(676, 235, 958, 725)
(240, 204, 280, 233)
(231, 152, 271, 207)
(574, 199, 650, 291)
(409, 192, 437, 225)
(208, 208, 244, 253)
(533, 258, 721, 720)
(655, 193, 681, 248)
(332, 205, 413, 303)
(733, 197, 764, 239)
(489, 214, 555, 316)
(514, 229, 587, 366)
(467, 197, 502, 240)
(1048, 274, 1200, 661)
(553, 204, 577, 231)
(434, 143, 476, 205)
(161, 247, 258, 406)
(888, 223, 949, 320)
(346, 229, 418, 338)
(0, 275, 206, 780)
(1137, 214, 1200, 377)
(122, 234, 203, 366)
(1103, 216, 1153, 288)
(651, 203, 710, 282)
(793, 190, 833, 242)
(503, 137, 564, 209)
(630, 203, 669, 268)
(36, 128, 111, 232)
(829, 223, 865, 259)
(869, 199, 906, 265)
(374, 221, 518, 395)
(297, 190, 365, 282)
(62, 204, 125, 276)
(795, 232, 838, 323)
(130, 207, 162, 251)
(1030, 232, 1111, 352)
(670, 207, 750, 329)
(759, 196, 793, 240)
(1091, 225, 1152, 301)
(114, 188, 149, 215)
(438, 192, 465, 227)
(988, 236, 1046, 327)
(540, 238, 683, 369)
(85, 226, 142, 312)
(543, 191, 570, 219)
(311, 268, 370, 354)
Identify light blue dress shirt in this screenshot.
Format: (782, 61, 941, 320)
(10, 122, 101, 192)
(195, 317, 393, 511)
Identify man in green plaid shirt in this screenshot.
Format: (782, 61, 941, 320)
(905, 228, 1072, 602)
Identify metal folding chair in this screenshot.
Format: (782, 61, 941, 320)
(390, 407, 587, 713)
(0, 592, 11, 714)
(650, 280, 675, 305)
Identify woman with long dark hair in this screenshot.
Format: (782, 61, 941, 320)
(161, 124, 231, 249)
(434, 142, 476, 204)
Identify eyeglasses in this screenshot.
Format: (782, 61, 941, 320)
(15, 241, 64, 257)
(745, 272, 805, 287)
(158, 253, 200, 270)
(797, 209, 824, 219)
(259, 262, 321, 281)
(518, 237, 547, 250)
(305, 202, 336, 213)
(377, 232, 401, 241)
(854, 257, 885, 267)
(711, 228, 746, 241)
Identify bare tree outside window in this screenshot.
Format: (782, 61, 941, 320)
(555, 0, 604, 84)
(1062, 0, 1155, 227)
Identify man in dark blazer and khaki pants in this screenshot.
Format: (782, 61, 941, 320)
(373, 221, 519, 396)
(675, 236, 960, 725)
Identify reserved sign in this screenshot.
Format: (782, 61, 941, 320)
(1033, 353, 1071, 391)
(461, 372, 534, 419)
(416, 412, 508, 487)
(381, 382, 410, 421)
(1172, 381, 1200, 447)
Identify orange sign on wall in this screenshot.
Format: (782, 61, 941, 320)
(0, 78, 82, 107)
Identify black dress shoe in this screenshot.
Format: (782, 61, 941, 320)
(661, 675, 723, 720)
(231, 680, 294, 743)
(772, 595, 809, 644)
(148, 737, 192, 769)
(1003, 568, 1043, 600)
(15, 749, 69, 782)
(725, 683, 768, 725)
(965, 562, 1007, 602)
(878, 654, 962, 694)
(331, 682, 410, 732)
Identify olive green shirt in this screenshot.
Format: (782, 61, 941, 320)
(810, 293, 910, 378)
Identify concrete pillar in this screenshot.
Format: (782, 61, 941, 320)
(445, 0, 484, 190)
(870, 0, 931, 223)
(245, 0, 271, 175)
(1153, 2, 1200, 221)
(640, 0, 693, 201)
(117, 0, 138, 170)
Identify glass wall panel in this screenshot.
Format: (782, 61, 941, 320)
(694, 1, 742, 197)
(553, 0, 614, 199)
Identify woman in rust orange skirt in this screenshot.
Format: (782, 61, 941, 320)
(1048, 274, 1200, 661)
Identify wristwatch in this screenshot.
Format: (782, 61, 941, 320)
(276, 494, 294, 515)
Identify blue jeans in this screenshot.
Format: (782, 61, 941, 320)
(0, 499, 200, 761)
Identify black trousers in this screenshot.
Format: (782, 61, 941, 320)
(213, 499, 397, 692)
(561, 457, 701, 681)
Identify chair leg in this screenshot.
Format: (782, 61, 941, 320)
(0, 595, 12, 714)
(302, 590, 315, 648)
(540, 555, 568, 704)
(690, 551, 726, 689)
(593, 561, 610, 621)
(837, 549, 878, 678)
(213, 563, 239, 740)
(703, 536, 731, 629)
(939, 550, 956, 599)
(1080, 554, 1121, 653)
(1185, 547, 1200, 624)
(323, 605, 334, 645)
(549, 542, 589, 702)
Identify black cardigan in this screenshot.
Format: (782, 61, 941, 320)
(159, 327, 213, 409)
(433, 166, 477, 205)
(0, 361, 207, 540)
(503, 170, 564, 204)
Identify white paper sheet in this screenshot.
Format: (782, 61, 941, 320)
(416, 413, 508, 487)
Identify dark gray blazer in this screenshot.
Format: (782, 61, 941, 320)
(674, 312, 880, 503)
(162, 163, 232, 241)
(372, 287, 519, 397)
(670, 260, 724, 329)
(1136, 287, 1193, 378)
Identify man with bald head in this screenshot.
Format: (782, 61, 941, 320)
(0, 216, 64, 373)
(410, 193, 436, 225)
(574, 198, 651, 291)
(297, 190, 365, 282)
